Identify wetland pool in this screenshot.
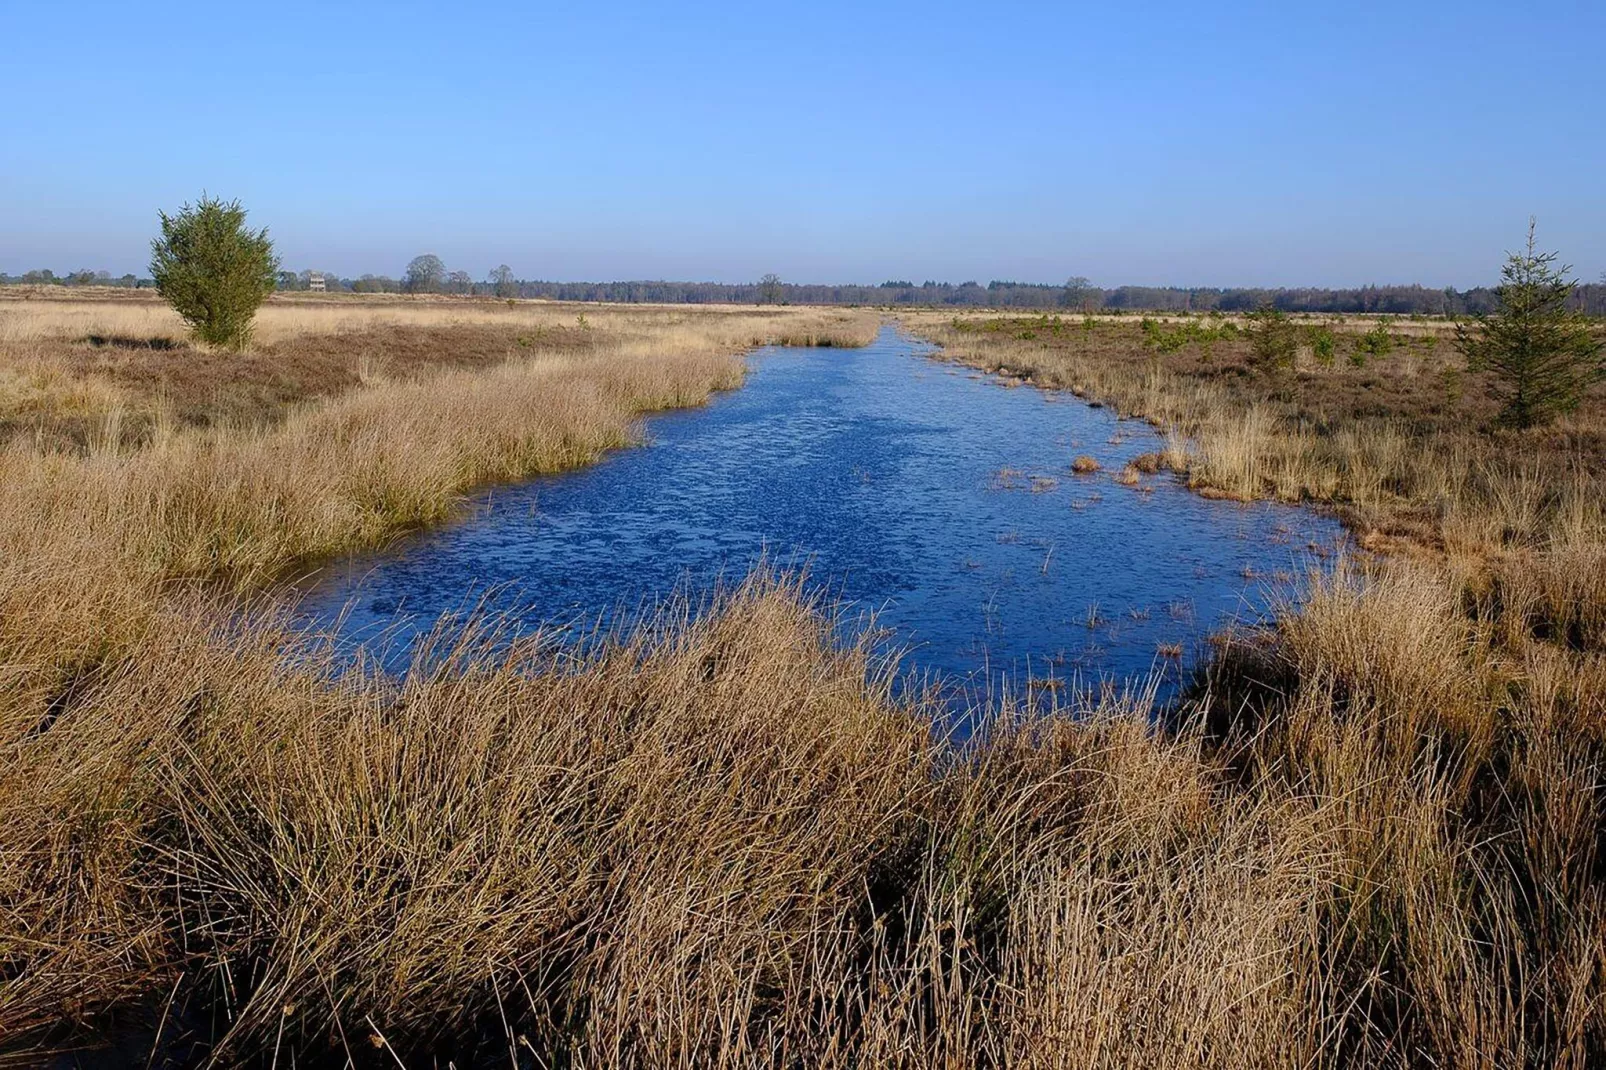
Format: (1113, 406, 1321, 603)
(298, 326, 1344, 704)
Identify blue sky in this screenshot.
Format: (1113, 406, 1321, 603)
(4, 1, 1603, 287)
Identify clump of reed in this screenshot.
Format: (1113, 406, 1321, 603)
(1195, 557, 1606, 1066)
(0, 569, 1352, 1067)
(0, 349, 742, 603)
(10, 557, 1603, 1067)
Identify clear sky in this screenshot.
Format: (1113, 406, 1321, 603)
(4, 0, 1603, 287)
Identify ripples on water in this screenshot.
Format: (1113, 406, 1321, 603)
(298, 326, 1344, 705)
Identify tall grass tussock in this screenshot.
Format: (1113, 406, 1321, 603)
(2, 295, 1604, 1066)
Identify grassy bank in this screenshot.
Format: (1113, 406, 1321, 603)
(904, 310, 1606, 642)
(0, 295, 875, 678)
(0, 291, 876, 450)
(901, 311, 1603, 548)
(901, 309, 1606, 1065)
(2, 574, 1329, 1068)
(2, 299, 1603, 1066)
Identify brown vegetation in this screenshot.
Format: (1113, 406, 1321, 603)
(0, 291, 875, 451)
(2, 297, 1604, 1066)
(0, 572, 1364, 1068)
(897, 308, 1606, 1066)
(907, 311, 1603, 549)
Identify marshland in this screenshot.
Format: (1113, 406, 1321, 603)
(8, 3, 1606, 1065)
(2, 279, 1602, 1068)
(297, 322, 1341, 700)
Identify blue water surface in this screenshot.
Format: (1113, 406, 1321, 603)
(297, 327, 1342, 701)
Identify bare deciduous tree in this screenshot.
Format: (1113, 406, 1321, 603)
(1060, 275, 1094, 312)
(404, 254, 446, 294)
(489, 264, 517, 299)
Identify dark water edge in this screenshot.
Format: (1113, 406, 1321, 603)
(294, 326, 1345, 709)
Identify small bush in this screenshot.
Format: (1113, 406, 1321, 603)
(1246, 303, 1298, 371)
(149, 194, 278, 350)
(1355, 319, 1396, 358)
(1140, 316, 1238, 355)
(1308, 326, 1337, 366)
(1131, 452, 1165, 474)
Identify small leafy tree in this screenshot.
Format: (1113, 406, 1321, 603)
(149, 194, 278, 350)
(1456, 221, 1604, 428)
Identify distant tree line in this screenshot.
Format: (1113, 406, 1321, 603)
(8, 261, 1605, 316)
(0, 268, 153, 288)
(312, 264, 1606, 315)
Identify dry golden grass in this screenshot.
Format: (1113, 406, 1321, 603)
(894, 308, 1606, 1067)
(12, 561, 1599, 1067)
(1, 296, 1604, 1066)
(0, 291, 878, 450)
(0, 287, 883, 346)
(0, 296, 880, 712)
(0, 571, 1341, 1068)
(902, 310, 1604, 552)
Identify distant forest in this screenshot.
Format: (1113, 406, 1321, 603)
(6, 266, 1606, 316)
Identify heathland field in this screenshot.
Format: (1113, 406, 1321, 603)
(2, 292, 1604, 1067)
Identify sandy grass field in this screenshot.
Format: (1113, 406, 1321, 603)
(1, 294, 1603, 1067)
